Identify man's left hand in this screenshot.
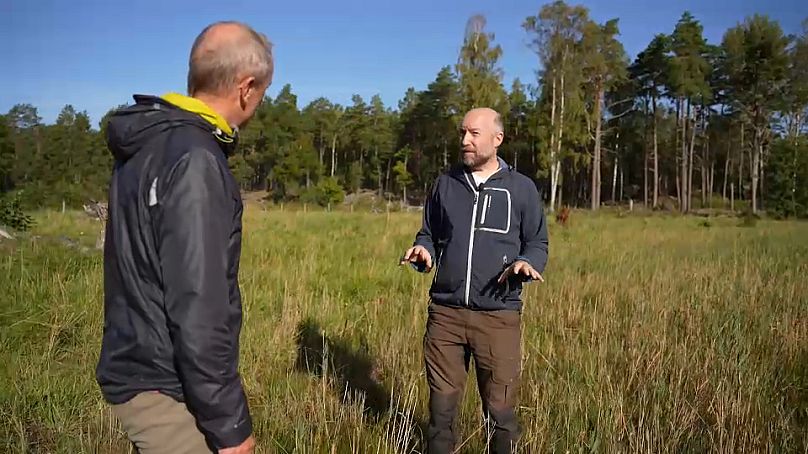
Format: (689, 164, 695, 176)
(497, 260, 544, 284)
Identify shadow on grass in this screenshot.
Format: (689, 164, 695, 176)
(294, 317, 426, 450)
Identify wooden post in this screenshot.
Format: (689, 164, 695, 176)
(629, 199, 633, 212)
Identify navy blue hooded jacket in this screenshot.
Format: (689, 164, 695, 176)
(96, 95, 251, 449)
(413, 158, 549, 311)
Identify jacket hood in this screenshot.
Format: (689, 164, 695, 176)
(106, 94, 237, 162)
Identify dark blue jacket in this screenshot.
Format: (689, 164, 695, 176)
(96, 95, 251, 449)
(413, 158, 549, 311)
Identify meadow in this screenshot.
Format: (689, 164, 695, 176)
(1, 205, 807, 453)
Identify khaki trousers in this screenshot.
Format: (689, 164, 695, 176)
(112, 392, 214, 454)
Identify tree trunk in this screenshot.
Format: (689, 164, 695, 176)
(676, 98, 683, 211)
(591, 84, 603, 211)
(612, 155, 618, 203)
(731, 183, 735, 211)
(619, 162, 624, 202)
(652, 93, 659, 208)
(377, 161, 383, 198)
(330, 134, 337, 177)
(548, 75, 557, 213)
(701, 161, 707, 209)
(319, 126, 325, 166)
(681, 98, 690, 213)
(688, 105, 697, 211)
(676, 170, 681, 207)
(385, 158, 392, 194)
(739, 124, 744, 201)
(723, 131, 731, 202)
(759, 142, 766, 211)
(402, 156, 408, 203)
(723, 155, 730, 202)
(701, 112, 709, 208)
(550, 73, 563, 213)
(751, 127, 760, 214)
(554, 71, 566, 212)
(644, 147, 649, 208)
(792, 115, 801, 214)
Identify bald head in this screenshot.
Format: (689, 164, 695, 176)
(188, 21, 274, 96)
(460, 107, 504, 171)
(464, 108, 503, 134)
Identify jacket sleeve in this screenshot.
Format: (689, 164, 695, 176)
(413, 176, 441, 264)
(156, 149, 252, 449)
(516, 180, 549, 274)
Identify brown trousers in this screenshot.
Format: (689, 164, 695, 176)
(111, 392, 214, 454)
(423, 303, 522, 454)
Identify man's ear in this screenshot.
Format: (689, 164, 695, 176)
(239, 76, 257, 103)
(494, 131, 504, 147)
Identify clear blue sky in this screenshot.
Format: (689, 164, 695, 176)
(2, 0, 806, 126)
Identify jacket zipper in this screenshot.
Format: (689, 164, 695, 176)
(464, 173, 479, 306)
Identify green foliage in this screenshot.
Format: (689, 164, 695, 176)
(301, 177, 345, 207)
(0, 191, 34, 231)
(2, 103, 110, 209)
(669, 12, 712, 101)
(345, 161, 362, 194)
(392, 161, 411, 188)
(456, 15, 508, 113)
(765, 138, 808, 218)
(228, 152, 255, 189)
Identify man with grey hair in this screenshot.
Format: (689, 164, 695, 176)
(401, 108, 549, 453)
(96, 21, 272, 454)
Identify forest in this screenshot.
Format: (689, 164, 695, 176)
(2, 2, 807, 218)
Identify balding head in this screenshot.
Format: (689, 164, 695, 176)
(188, 21, 274, 96)
(464, 108, 503, 134)
(460, 107, 504, 171)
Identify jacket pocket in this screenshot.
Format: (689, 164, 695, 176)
(477, 188, 511, 234)
(432, 245, 463, 295)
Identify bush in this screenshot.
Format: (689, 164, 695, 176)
(0, 191, 34, 231)
(301, 177, 345, 207)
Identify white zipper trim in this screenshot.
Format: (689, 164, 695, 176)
(480, 194, 490, 225)
(463, 172, 479, 306)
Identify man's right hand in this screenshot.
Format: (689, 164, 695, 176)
(219, 435, 255, 454)
(401, 245, 433, 271)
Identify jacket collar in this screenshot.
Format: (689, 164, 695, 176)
(130, 94, 240, 157)
(450, 156, 512, 188)
(160, 93, 235, 136)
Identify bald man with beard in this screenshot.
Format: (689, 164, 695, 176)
(401, 108, 549, 453)
(97, 22, 273, 454)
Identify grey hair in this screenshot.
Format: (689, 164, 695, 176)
(493, 112, 504, 133)
(187, 21, 274, 95)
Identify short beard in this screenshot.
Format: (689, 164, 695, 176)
(462, 152, 494, 171)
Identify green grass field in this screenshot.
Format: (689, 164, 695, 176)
(1, 206, 807, 453)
